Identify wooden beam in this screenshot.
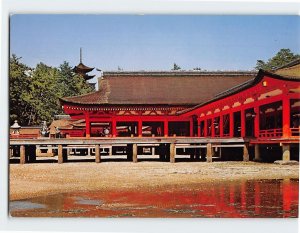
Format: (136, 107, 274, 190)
(95, 144, 101, 163)
(170, 143, 175, 163)
(132, 143, 138, 163)
(20, 145, 26, 164)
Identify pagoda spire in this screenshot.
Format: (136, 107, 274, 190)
(73, 48, 95, 81)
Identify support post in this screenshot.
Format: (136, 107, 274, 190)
(282, 97, 291, 138)
(67, 148, 71, 156)
(164, 119, 169, 137)
(211, 118, 215, 137)
(85, 113, 91, 138)
(112, 118, 117, 137)
(254, 106, 260, 138)
(20, 145, 26, 164)
(132, 144, 138, 163)
(243, 143, 249, 162)
(138, 120, 142, 137)
(197, 118, 201, 137)
(219, 115, 224, 137)
(190, 118, 194, 137)
(95, 144, 101, 163)
(241, 109, 246, 137)
(204, 119, 207, 137)
(229, 112, 234, 137)
(58, 144, 63, 164)
(254, 144, 261, 162)
(170, 143, 175, 163)
(282, 144, 290, 161)
(206, 143, 213, 162)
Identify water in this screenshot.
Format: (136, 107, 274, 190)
(10, 179, 298, 218)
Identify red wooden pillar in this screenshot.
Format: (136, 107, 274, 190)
(241, 108, 246, 137)
(282, 97, 291, 138)
(254, 106, 260, 138)
(197, 118, 201, 137)
(85, 113, 91, 138)
(219, 114, 224, 137)
(164, 119, 168, 137)
(190, 118, 194, 137)
(211, 118, 215, 137)
(229, 112, 234, 137)
(112, 118, 117, 137)
(138, 119, 142, 137)
(204, 119, 207, 137)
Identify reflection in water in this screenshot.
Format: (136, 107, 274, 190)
(10, 179, 298, 218)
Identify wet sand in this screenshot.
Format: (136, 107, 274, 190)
(10, 161, 299, 201)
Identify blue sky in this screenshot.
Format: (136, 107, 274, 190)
(10, 15, 300, 78)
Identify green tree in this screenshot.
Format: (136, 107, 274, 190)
(57, 61, 94, 97)
(255, 48, 300, 71)
(9, 56, 94, 126)
(26, 62, 61, 125)
(172, 63, 181, 71)
(9, 55, 32, 125)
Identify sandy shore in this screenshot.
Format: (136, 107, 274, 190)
(9, 161, 299, 201)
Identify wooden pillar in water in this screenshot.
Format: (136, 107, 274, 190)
(243, 143, 249, 162)
(20, 145, 26, 164)
(170, 143, 175, 163)
(254, 144, 261, 162)
(206, 143, 213, 162)
(132, 144, 138, 163)
(282, 144, 290, 161)
(95, 144, 101, 163)
(58, 144, 63, 164)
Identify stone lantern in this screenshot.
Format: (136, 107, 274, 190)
(11, 120, 21, 135)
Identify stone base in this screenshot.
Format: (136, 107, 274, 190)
(274, 160, 299, 165)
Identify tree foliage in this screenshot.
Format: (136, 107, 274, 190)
(255, 48, 300, 71)
(9, 55, 94, 126)
(172, 63, 181, 71)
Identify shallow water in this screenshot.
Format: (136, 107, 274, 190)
(10, 179, 298, 218)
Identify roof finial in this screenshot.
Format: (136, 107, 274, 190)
(80, 47, 82, 63)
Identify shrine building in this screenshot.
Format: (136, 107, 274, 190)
(58, 60, 300, 162)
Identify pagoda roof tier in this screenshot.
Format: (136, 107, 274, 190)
(73, 62, 94, 73)
(60, 71, 256, 106)
(83, 74, 95, 81)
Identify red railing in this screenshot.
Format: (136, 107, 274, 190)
(290, 127, 300, 137)
(259, 128, 283, 138)
(10, 134, 39, 139)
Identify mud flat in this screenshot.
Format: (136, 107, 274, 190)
(9, 161, 299, 201)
